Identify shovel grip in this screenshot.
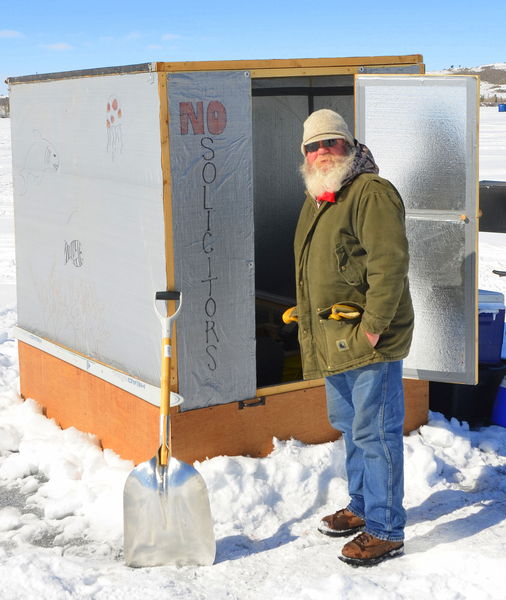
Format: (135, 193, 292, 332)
(156, 291, 181, 301)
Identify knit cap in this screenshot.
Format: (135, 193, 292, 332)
(301, 109, 354, 155)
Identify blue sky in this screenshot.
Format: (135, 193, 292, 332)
(2, 0, 504, 95)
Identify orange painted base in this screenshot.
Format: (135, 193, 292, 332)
(18, 342, 428, 464)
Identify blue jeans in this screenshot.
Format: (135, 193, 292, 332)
(325, 361, 406, 541)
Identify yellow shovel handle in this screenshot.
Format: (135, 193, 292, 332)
(159, 335, 172, 466)
(155, 290, 182, 467)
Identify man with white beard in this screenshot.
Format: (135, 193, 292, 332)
(286, 109, 414, 566)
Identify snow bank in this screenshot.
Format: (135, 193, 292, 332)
(1, 380, 506, 599)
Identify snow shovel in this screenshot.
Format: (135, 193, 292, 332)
(123, 290, 216, 568)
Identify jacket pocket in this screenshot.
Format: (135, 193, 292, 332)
(320, 318, 374, 369)
(335, 244, 364, 286)
(317, 301, 363, 321)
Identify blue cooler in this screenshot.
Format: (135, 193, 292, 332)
(499, 104, 506, 112)
(491, 376, 506, 427)
(502, 318, 506, 361)
(478, 290, 505, 364)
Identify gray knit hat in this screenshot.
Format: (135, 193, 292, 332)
(301, 109, 354, 155)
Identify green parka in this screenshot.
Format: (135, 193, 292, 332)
(294, 172, 414, 380)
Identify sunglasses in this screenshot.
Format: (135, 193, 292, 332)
(304, 138, 342, 154)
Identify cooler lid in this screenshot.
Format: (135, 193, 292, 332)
(478, 289, 505, 305)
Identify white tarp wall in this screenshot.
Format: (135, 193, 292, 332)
(168, 71, 256, 410)
(11, 72, 167, 387)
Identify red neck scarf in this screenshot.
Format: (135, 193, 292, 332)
(317, 191, 336, 203)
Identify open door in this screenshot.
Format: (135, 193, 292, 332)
(356, 75, 479, 384)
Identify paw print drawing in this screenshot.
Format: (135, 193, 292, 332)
(106, 95, 123, 159)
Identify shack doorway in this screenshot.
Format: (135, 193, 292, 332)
(252, 75, 355, 387)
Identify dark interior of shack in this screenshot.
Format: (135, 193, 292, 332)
(251, 75, 355, 387)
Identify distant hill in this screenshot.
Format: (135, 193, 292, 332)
(439, 63, 506, 104)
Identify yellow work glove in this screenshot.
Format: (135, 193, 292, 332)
(318, 303, 362, 321)
(282, 306, 298, 324)
(329, 303, 361, 321)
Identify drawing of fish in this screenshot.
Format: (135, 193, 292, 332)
(16, 130, 60, 195)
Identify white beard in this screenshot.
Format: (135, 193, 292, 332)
(300, 150, 356, 199)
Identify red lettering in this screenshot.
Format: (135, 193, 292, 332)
(206, 101, 227, 135)
(179, 101, 227, 135)
(179, 101, 204, 135)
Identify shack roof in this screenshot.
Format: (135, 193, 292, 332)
(6, 54, 424, 85)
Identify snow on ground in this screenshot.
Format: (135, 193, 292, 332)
(480, 106, 506, 183)
(479, 107, 506, 301)
(0, 111, 506, 599)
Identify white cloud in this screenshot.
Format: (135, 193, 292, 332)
(98, 32, 145, 44)
(0, 30, 24, 39)
(41, 43, 73, 51)
(162, 33, 181, 41)
(147, 44, 163, 50)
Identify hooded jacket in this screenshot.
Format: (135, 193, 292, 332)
(294, 145, 414, 379)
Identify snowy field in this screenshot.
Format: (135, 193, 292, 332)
(0, 109, 506, 600)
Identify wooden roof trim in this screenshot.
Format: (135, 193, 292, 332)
(154, 55, 423, 73)
(248, 64, 425, 78)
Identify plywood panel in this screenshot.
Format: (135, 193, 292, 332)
(19, 342, 428, 464)
(18, 342, 160, 464)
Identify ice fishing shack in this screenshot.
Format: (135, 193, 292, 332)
(7, 55, 480, 463)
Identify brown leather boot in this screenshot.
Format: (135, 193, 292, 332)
(339, 532, 404, 567)
(317, 508, 365, 537)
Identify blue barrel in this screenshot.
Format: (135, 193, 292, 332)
(499, 104, 506, 112)
(491, 376, 506, 426)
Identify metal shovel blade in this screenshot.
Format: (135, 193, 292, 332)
(123, 453, 216, 567)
